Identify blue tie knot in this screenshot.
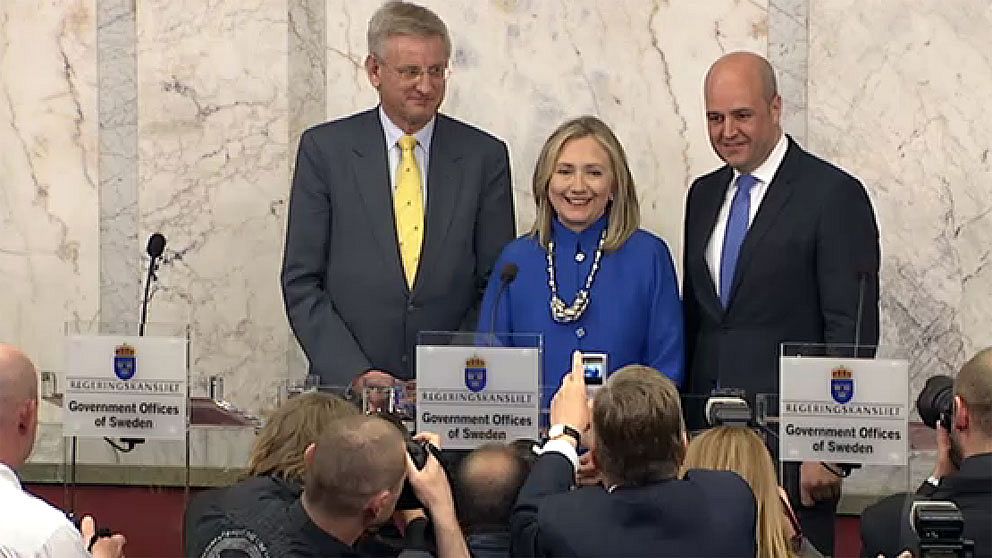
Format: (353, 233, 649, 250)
(736, 173, 758, 194)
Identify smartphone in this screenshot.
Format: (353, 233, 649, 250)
(581, 352, 608, 386)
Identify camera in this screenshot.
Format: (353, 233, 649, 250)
(705, 388, 752, 427)
(395, 439, 442, 510)
(917, 375, 955, 431)
(910, 500, 975, 557)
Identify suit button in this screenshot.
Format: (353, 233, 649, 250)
(407, 302, 417, 312)
(575, 327, 586, 338)
(401, 355, 409, 364)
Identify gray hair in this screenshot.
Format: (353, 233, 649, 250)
(367, 1, 451, 60)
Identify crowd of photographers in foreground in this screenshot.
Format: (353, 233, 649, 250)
(1, 344, 990, 557)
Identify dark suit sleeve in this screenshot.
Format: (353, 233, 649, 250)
(510, 452, 575, 557)
(281, 130, 371, 384)
(682, 181, 702, 391)
(461, 141, 515, 330)
(816, 177, 880, 350)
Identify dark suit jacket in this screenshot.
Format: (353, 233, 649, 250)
(281, 108, 515, 385)
(860, 452, 992, 558)
(510, 452, 757, 557)
(683, 136, 880, 398)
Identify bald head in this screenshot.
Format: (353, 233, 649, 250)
(705, 51, 778, 103)
(703, 51, 783, 174)
(956, 347, 992, 439)
(0, 344, 39, 468)
(0, 344, 37, 409)
(456, 444, 529, 530)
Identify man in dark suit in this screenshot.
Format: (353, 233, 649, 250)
(861, 347, 992, 558)
(682, 51, 881, 554)
(511, 355, 757, 557)
(281, 1, 515, 390)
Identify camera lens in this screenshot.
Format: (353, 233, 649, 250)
(916, 375, 954, 429)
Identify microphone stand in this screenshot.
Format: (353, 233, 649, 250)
(104, 247, 162, 453)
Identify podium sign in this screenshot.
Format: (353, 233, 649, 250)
(779, 355, 908, 465)
(63, 335, 188, 440)
(416, 341, 540, 450)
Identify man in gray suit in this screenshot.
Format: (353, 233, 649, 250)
(281, 1, 515, 390)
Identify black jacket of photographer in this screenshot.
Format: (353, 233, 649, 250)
(860, 452, 992, 558)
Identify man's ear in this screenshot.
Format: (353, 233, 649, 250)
(365, 54, 381, 88)
(953, 395, 970, 432)
(363, 490, 392, 523)
(304, 442, 317, 468)
(17, 399, 38, 435)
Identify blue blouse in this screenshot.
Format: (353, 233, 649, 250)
(479, 216, 685, 404)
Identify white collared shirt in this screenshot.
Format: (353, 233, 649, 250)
(0, 462, 90, 557)
(705, 133, 789, 293)
(378, 106, 435, 206)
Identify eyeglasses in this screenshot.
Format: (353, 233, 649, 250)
(383, 62, 451, 83)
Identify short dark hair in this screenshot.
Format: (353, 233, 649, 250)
(592, 366, 685, 486)
(455, 443, 530, 531)
(303, 415, 406, 517)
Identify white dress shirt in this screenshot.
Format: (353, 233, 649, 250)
(0, 463, 90, 557)
(378, 106, 435, 206)
(705, 133, 789, 293)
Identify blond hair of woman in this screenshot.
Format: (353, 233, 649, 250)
(248, 392, 359, 481)
(682, 426, 795, 557)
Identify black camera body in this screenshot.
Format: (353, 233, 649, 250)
(395, 439, 442, 510)
(911, 501, 975, 557)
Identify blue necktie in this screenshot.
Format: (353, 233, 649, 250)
(719, 174, 758, 308)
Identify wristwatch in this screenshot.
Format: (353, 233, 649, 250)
(547, 423, 582, 447)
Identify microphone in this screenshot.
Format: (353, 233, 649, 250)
(146, 233, 165, 259)
(488, 263, 518, 345)
(139, 233, 166, 337)
(112, 233, 166, 454)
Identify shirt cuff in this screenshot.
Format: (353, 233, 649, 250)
(535, 439, 580, 472)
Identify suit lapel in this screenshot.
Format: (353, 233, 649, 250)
(415, 114, 463, 294)
(691, 167, 733, 320)
(728, 138, 801, 304)
(350, 109, 407, 293)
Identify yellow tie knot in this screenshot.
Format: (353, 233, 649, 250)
(399, 135, 417, 153)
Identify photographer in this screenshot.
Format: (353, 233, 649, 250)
(511, 353, 757, 557)
(0, 343, 125, 558)
(267, 414, 469, 557)
(861, 347, 992, 557)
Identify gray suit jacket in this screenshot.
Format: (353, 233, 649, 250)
(281, 108, 515, 386)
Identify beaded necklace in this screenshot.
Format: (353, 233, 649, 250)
(547, 228, 607, 323)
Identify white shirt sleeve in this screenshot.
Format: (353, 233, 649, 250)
(534, 438, 580, 471)
(35, 525, 91, 558)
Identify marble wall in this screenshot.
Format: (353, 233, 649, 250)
(0, 1, 99, 371)
(807, 0, 992, 392)
(1, 0, 989, 414)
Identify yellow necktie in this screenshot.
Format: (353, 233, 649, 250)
(394, 135, 424, 288)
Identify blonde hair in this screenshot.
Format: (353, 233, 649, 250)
(682, 426, 794, 558)
(367, 1, 451, 59)
(528, 116, 640, 251)
(248, 392, 359, 481)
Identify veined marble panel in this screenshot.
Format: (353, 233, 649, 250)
(0, 1, 99, 372)
(808, 0, 992, 391)
(136, 0, 290, 413)
(325, 0, 771, 255)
